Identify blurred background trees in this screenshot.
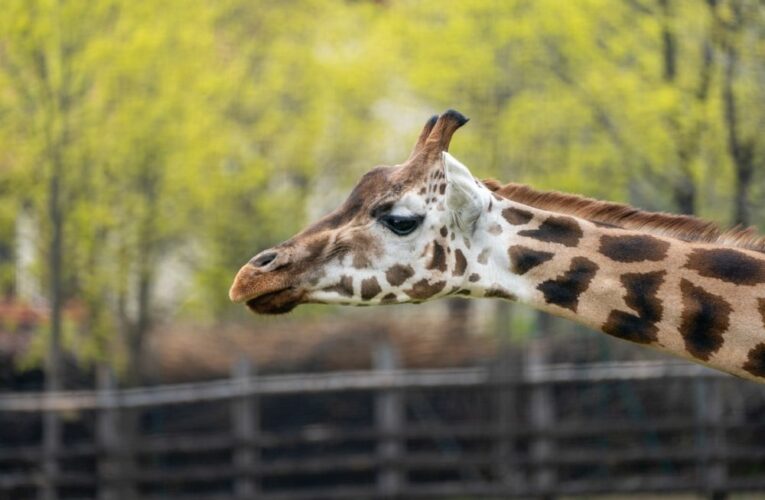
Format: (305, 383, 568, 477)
(0, 0, 764, 384)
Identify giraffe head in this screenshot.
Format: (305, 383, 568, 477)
(229, 110, 504, 314)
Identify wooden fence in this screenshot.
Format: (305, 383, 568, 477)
(1, 341, 765, 499)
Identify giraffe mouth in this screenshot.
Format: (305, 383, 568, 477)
(245, 287, 303, 315)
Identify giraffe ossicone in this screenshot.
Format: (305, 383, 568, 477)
(230, 110, 765, 383)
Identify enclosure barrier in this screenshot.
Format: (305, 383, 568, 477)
(1, 343, 764, 500)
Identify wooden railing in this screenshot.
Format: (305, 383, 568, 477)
(1, 341, 764, 499)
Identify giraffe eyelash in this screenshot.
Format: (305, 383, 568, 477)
(370, 201, 395, 218)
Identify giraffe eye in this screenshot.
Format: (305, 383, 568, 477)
(379, 214, 422, 236)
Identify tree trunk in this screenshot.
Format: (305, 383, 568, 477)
(733, 156, 753, 227)
(660, 0, 700, 217)
(722, 43, 754, 227)
(124, 164, 160, 385)
(126, 269, 152, 385)
(672, 175, 696, 216)
(659, 0, 676, 82)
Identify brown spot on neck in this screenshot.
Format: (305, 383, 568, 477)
(679, 279, 731, 361)
(509, 246, 554, 275)
(599, 234, 670, 263)
(742, 343, 765, 379)
(537, 257, 599, 312)
(501, 207, 533, 225)
(602, 271, 665, 345)
(519, 216, 583, 248)
(685, 248, 765, 286)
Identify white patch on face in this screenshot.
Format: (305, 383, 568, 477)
(389, 192, 427, 218)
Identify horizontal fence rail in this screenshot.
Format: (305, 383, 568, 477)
(0, 360, 723, 412)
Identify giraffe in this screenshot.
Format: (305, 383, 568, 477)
(230, 110, 765, 383)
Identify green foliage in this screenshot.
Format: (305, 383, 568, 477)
(0, 0, 764, 369)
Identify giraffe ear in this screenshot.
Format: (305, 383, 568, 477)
(443, 152, 489, 231)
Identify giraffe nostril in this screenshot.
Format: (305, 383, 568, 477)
(250, 251, 278, 268)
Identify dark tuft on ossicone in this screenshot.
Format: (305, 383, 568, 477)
(442, 109, 469, 127)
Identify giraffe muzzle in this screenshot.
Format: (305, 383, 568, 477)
(229, 262, 306, 314)
(230, 247, 311, 314)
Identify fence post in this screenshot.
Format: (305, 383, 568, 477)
(374, 340, 403, 498)
(695, 377, 728, 500)
(231, 358, 259, 499)
(40, 405, 60, 500)
(528, 314, 556, 499)
(96, 365, 120, 500)
(494, 345, 523, 492)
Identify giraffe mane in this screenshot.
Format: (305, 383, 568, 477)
(483, 179, 765, 254)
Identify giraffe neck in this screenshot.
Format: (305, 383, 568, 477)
(474, 196, 765, 382)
